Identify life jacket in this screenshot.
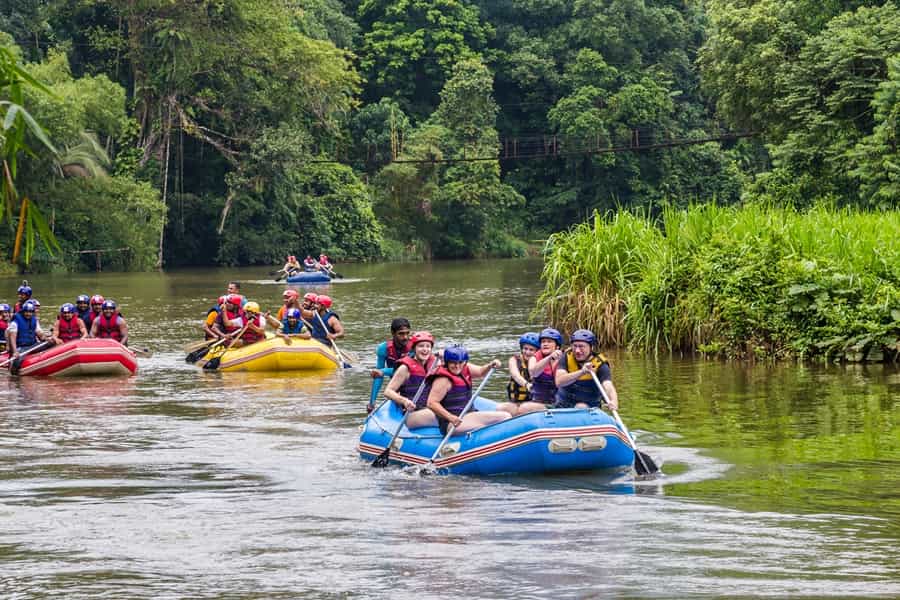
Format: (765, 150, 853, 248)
(96, 312, 123, 341)
(216, 307, 243, 335)
(12, 312, 38, 347)
(240, 314, 265, 344)
(385, 339, 411, 371)
(554, 351, 608, 408)
(0, 320, 7, 333)
(310, 310, 338, 342)
(530, 349, 559, 403)
(281, 318, 304, 335)
(56, 316, 82, 342)
(428, 365, 473, 416)
(398, 354, 437, 409)
(506, 353, 533, 402)
(13, 301, 28, 314)
(85, 310, 101, 328)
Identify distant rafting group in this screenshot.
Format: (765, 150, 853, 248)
(0, 281, 136, 376)
(183, 281, 353, 372)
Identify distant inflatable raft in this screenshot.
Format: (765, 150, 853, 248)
(286, 270, 331, 284)
(194, 336, 340, 372)
(16, 339, 137, 377)
(358, 397, 636, 475)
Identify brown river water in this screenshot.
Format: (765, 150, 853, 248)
(0, 259, 897, 598)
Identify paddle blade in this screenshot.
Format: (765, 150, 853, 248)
(186, 347, 209, 363)
(634, 450, 659, 476)
(371, 448, 392, 468)
(202, 356, 221, 370)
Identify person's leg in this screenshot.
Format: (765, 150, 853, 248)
(405, 408, 438, 429)
(455, 411, 511, 434)
(515, 401, 550, 414)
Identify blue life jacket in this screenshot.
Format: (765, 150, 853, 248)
(12, 312, 38, 347)
(310, 310, 338, 342)
(281, 318, 304, 335)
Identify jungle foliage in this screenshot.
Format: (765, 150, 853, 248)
(0, 0, 898, 273)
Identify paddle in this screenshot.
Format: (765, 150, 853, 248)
(313, 312, 351, 368)
(2, 341, 51, 373)
(589, 369, 659, 476)
(186, 337, 225, 363)
(202, 323, 249, 370)
(426, 367, 496, 469)
(372, 359, 442, 468)
(184, 339, 216, 353)
(129, 346, 153, 358)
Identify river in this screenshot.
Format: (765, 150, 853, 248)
(0, 259, 897, 598)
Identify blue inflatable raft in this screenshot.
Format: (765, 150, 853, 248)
(358, 397, 636, 475)
(286, 270, 331, 284)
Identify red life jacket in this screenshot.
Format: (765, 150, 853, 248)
(398, 354, 438, 409)
(56, 316, 82, 342)
(96, 312, 123, 341)
(428, 365, 473, 416)
(0, 320, 7, 332)
(385, 339, 410, 370)
(241, 315, 265, 344)
(216, 308, 243, 334)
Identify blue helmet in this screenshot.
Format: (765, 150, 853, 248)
(443, 344, 469, 363)
(21, 300, 36, 312)
(76, 294, 90, 304)
(286, 308, 301, 320)
(60, 303, 76, 314)
(0, 303, 10, 312)
(519, 332, 540, 349)
(101, 300, 117, 311)
(539, 327, 563, 347)
(570, 329, 596, 346)
(17, 284, 32, 297)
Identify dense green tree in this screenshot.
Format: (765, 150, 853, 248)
(357, 0, 492, 119)
(375, 58, 524, 257)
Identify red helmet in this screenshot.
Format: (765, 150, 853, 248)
(90, 294, 105, 305)
(226, 294, 242, 306)
(409, 331, 434, 348)
(303, 292, 318, 303)
(316, 295, 332, 308)
(283, 289, 299, 300)
(289, 255, 296, 261)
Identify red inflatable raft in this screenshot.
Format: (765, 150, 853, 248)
(16, 339, 138, 377)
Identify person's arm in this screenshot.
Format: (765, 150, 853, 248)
(596, 363, 618, 410)
(508, 355, 529, 387)
(118, 317, 129, 346)
(468, 359, 501, 378)
(89, 319, 99, 338)
(528, 349, 561, 377)
(383, 365, 415, 410)
(425, 378, 458, 425)
(327, 316, 344, 340)
(371, 342, 388, 377)
(7, 329, 17, 355)
(50, 320, 62, 345)
(265, 313, 281, 329)
(78, 318, 88, 339)
(555, 360, 594, 388)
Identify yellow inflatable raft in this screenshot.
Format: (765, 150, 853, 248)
(195, 335, 340, 372)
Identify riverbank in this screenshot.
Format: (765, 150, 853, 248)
(537, 204, 900, 362)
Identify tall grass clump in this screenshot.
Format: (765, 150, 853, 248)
(536, 204, 900, 362)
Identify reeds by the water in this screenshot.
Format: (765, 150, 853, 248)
(536, 204, 900, 361)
